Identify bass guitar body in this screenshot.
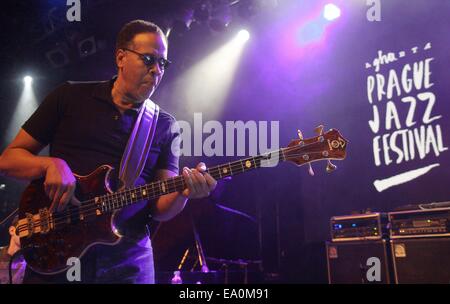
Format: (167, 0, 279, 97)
(18, 165, 120, 275)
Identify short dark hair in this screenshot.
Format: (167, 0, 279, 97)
(11, 215, 19, 228)
(115, 20, 167, 54)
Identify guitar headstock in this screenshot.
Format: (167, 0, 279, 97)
(283, 125, 348, 175)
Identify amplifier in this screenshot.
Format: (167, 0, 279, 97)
(326, 240, 392, 284)
(389, 207, 450, 239)
(330, 213, 388, 242)
(391, 238, 450, 283)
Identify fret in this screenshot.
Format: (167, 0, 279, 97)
(172, 177, 183, 193)
(115, 192, 121, 208)
(280, 148, 286, 161)
(252, 156, 258, 169)
(104, 194, 111, 211)
(106, 194, 111, 210)
(144, 184, 151, 200)
(167, 178, 173, 193)
(111, 194, 116, 210)
(115, 192, 119, 208)
(156, 180, 162, 195)
(116, 192, 121, 208)
(148, 183, 154, 199)
(162, 180, 167, 194)
(239, 160, 245, 172)
(111, 194, 115, 211)
(120, 192, 124, 206)
(176, 177, 182, 192)
(177, 176, 185, 192)
(228, 163, 233, 176)
(216, 166, 222, 179)
(125, 189, 131, 206)
(141, 187, 147, 199)
(104, 196, 109, 212)
(243, 158, 253, 171)
(207, 166, 219, 180)
(120, 193, 125, 208)
(218, 164, 230, 178)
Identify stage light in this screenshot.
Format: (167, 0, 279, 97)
(208, 2, 232, 32)
(237, 29, 250, 43)
(78, 36, 97, 58)
(7, 74, 38, 143)
(194, 1, 211, 23)
(172, 28, 250, 118)
(23, 76, 33, 85)
(167, 7, 195, 38)
(323, 4, 341, 21)
(46, 46, 69, 68)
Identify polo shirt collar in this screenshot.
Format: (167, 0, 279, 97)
(92, 76, 142, 112)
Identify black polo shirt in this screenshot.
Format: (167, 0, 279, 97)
(22, 78, 180, 186)
(23, 78, 181, 233)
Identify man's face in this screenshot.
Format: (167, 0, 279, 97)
(116, 32, 168, 102)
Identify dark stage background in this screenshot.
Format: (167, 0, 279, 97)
(1, 0, 449, 283)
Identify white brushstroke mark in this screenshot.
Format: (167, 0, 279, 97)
(373, 163, 440, 192)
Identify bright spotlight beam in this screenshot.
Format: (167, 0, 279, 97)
(24, 75, 33, 85)
(323, 4, 341, 21)
(7, 75, 38, 142)
(172, 30, 250, 118)
(237, 30, 250, 43)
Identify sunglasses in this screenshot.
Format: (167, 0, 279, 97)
(122, 48, 171, 70)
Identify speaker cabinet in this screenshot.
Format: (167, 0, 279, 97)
(391, 238, 450, 283)
(326, 240, 391, 284)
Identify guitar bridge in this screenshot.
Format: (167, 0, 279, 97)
(17, 213, 35, 238)
(39, 208, 53, 233)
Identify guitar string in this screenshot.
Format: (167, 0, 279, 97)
(16, 146, 285, 229)
(16, 148, 333, 233)
(16, 148, 334, 233)
(17, 141, 337, 233)
(16, 151, 331, 233)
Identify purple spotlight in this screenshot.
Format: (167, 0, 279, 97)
(323, 4, 341, 21)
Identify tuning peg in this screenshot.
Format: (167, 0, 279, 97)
(326, 160, 337, 173)
(308, 163, 315, 176)
(297, 129, 303, 140)
(314, 125, 324, 136)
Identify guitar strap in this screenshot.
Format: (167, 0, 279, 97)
(118, 98, 159, 189)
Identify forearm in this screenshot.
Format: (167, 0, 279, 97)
(0, 148, 52, 181)
(152, 192, 188, 222)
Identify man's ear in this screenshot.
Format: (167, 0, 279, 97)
(9, 226, 15, 236)
(116, 49, 126, 69)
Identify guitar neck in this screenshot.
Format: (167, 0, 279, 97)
(98, 148, 287, 212)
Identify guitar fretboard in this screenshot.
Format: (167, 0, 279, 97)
(96, 149, 286, 212)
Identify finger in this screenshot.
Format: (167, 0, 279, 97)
(182, 167, 194, 196)
(59, 191, 72, 211)
(44, 182, 51, 197)
(192, 169, 209, 195)
(59, 184, 75, 211)
(189, 169, 204, 196)
(204, 173, 217, 191)
(52, 185, 66, 212)
(196, 162, 207, 173)
(48, 184, 56, 202)
(186, 168, 202, 196)
(182, 188, 190, 198)
(48, 185, 58, 212)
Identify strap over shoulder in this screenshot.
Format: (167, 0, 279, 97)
(119, 99, 160, 188)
